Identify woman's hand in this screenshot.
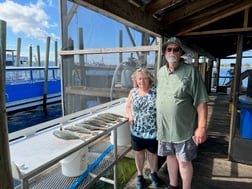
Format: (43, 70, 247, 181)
(128, 118, 134, 126)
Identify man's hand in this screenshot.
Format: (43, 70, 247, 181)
(194, 127, 207, 145)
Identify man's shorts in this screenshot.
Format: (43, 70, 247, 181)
(158, 137, 197, 162)
(131, 134, 158, 154)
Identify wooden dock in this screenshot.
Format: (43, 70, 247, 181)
(124, 94, 252, 189)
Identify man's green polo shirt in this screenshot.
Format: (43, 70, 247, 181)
(156, 61, 209, 143)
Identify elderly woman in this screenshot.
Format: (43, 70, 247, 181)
(126, 67, 160, 189)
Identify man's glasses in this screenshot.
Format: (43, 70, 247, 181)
(166, 47, 180, 52)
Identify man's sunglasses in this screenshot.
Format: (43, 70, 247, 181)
(166, 47, 180, 52)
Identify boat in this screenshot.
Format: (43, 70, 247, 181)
(4, 49, 62, 112)
(5, 52, 28, 66)
(5, 66, 61, 112)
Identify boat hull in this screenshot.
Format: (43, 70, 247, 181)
(5, 66, 61, 112)
(6, 80, 61, 112)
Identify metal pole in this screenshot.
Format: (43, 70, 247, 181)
(0, 19, 14, 189)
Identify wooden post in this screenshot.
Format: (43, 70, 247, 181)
(29, 44, 32, 66)
(78, 27, 86, 109)
(0, 19, 14, 189)
(216, 58, 220, 92)
(228, 34, 243, 160)
(78, 27, 85, 86)
(16, 37, 21, 67)
(65, 38, 74, 114)
(59, 0, 69, 116)
(54, 41, 58, 66)
(119, 30, 123, 63)
(43, 37, 50, 115)
(194, 52, 199, 67)
(37, 45, 41, 66)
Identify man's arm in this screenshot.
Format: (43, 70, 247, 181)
(194, 102, 208, 145)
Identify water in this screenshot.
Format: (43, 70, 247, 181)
(217, 67, 249, 87)
(8, 102, 62, 133)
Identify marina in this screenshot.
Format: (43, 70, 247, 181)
(4, 38, 61, 113)
(1, 0, 252, 189)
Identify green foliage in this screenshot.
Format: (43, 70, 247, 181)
(90, 157, 136, 189)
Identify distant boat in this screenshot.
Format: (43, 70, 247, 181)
(5, 54, 61, 112)
(5, 53, 28, 66)
(5, 66, 61, 112)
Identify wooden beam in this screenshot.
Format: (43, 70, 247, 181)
(181, 27, 252, 36)
(145, 0, 183, 15)
(72, 0, 162, 37)
(59, 45, 159, 56)
(243, 8, 249, 28)
(163, 0, 223, 25)
(176, 1, 252, 35)
(65, 86, 130, 99)
(67, 4, 78, 25)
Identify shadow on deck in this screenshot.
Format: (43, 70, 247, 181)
(125, 94, 252, 189)
(191, 94, 252, 189)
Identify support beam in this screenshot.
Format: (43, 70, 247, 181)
(228, 34, 243, 160)
(0, 19, 14, 189)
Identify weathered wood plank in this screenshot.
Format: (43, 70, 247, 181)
(65, 86, 130, 99)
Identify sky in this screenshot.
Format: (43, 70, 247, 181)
(0, 0, 60, 61)
(0, 0, 147, 65)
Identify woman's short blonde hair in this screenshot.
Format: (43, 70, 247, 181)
(131, 67, 154, 87)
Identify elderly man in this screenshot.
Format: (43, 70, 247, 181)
(156, 37, 209, 189)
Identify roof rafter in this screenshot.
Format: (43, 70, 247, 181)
(73, 0, 161, 37)
(145, 0, 183, 15)
(181, 8, 251, 36)
(163, 0, 223, 25)
(175, 1, 252, 35)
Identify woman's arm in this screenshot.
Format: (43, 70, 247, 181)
(125, 90, 134, 126)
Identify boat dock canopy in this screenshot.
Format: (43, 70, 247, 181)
(71, 0, 252, 59)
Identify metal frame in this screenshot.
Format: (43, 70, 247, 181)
(10, 98, 131, 189)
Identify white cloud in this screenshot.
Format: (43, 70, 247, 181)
(0, 0, 59, 41)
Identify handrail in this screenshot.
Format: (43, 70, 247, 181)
(6, 66, 59, 71)
(5, 66, 60, 83)
(225, 69, 252, 87)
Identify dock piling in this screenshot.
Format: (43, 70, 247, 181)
(43, 36, 51, 116)
(0, 19, 14, 189)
